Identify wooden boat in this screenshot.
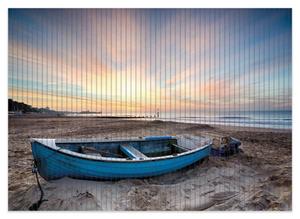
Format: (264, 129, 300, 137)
(31, 136, 212, 181)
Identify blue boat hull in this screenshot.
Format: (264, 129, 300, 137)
(31, 139, 211, 180)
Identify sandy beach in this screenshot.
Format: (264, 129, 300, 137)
(8, 115, 292, 210)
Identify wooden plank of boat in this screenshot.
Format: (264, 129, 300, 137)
(120, 144, 148, 160)
(80, 146, 102, 156)
(170, 143, 189, 152)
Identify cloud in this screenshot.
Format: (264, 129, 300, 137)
(8, 9, 292, 113)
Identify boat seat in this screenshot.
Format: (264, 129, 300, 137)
(120, 144, 148, 160)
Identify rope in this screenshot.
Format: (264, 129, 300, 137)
(29, 160, 47, 210)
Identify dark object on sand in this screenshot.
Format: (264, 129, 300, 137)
(29, 160, 47, 210)
(210, 136, 241, 157)
(31, 136, 212, 181)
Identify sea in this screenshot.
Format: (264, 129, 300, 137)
(161, 111, 292, 129)
(66, 110, 292, 130)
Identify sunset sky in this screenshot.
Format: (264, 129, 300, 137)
(8, 9, 291, 116)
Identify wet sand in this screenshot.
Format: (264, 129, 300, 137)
(8, 116, 292, 210)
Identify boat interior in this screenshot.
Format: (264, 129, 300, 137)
(55, 138, 188, 160)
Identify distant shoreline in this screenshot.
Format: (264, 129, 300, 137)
(8, 112, 147, 119)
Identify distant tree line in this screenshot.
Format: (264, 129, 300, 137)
(8, 99, 55, 113)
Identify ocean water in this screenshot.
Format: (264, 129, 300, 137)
(159, 111, 292, 129)
(66, 110, 292, 129)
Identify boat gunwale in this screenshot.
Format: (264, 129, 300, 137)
(55, 137, 172, 144)
(31, 137, 212, 163)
